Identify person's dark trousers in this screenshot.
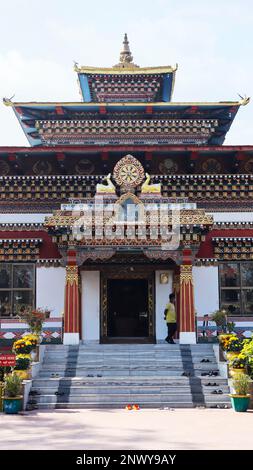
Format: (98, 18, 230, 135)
(166, 322, 177, 341)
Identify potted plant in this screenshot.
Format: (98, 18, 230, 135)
(13, 354, 31, 380)
(13, 338, 33, 355)
(22, 334, 39, 361)
(18, 306, 48, 336)
(230, 372, 250, 412)
(212, 309, 227, 335)
(3, 373, 23, 414)
(229, 355, 247, 377)
(218, 333, 243, 360)
(226, 335, 243, 361)
(227, 321, 235, 334)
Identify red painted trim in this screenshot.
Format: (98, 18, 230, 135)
(55, 106, 65, 115)
(0, 145, 253, 154)
(0, 230, 61, 259)
(56, 152, 65, 161)
(197, 228, 253, 258)
(99, 106, 107, 115)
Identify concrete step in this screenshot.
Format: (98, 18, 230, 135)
(29, 401, 231, 410)
(29, 344, 229, 410)
(30, 385, 230, 395)
(32, 377, 229, 387)
(30, 394, 230, 404)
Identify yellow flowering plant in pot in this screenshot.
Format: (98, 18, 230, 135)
(13, 354, 31, 380)
(22, 334, 38, 349)
(13, 338, 33, 355)
(229, 355, 247, 377)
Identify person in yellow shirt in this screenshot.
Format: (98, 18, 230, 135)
(164, 293, 177, 344)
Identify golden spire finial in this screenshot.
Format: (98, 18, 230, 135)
(113, 33, 139, 69)
(119, 33, 133, 64)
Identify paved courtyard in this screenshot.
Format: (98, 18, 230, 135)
(1, 408, 253, 450)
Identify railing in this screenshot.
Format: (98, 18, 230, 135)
(0, 317, 63, 345)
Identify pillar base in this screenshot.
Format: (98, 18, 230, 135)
(63, 333, 80, 345)
(179, 332, 196, 344)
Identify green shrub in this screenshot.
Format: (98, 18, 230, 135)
(232, 372, 250, 396)
(4, 373, 22, 398)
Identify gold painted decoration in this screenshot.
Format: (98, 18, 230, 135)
(113, 155, 145, 189)
(244, 159, 253, 174)
(33, 160, 52, 176)
(180, 265, 193, 285)
(141, 173, 161, 194)
(75, 158, 95, 175)
(202, 158, 221, 174)
(66, 265, 79, 286)
(159, 158, 178, 175)
(0, 160, 10, 176)
(96, 173, 116, 194)
(173, 274, 180, 293)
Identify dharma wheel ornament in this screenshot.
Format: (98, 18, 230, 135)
(113, 154, 145, 190)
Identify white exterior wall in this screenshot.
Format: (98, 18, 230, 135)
(81, 271, 100, 342)
(0, 213, 52, 223)
(155, 270, 173, 341)
(208, 212, 253, 222)
(193, 266, 219, 316)
(36, 266, 65, 317)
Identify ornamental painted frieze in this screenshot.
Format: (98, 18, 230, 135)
(35, 119, 218, 146)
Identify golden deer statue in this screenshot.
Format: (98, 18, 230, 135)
(141, 173, 161, 194)
(96, 173, 116, 194)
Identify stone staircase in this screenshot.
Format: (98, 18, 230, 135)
(28, 343, 230, 409)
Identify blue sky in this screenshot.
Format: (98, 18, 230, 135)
(0, 0, 252, 145)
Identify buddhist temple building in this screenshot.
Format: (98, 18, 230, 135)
(1, 34, 253, 347)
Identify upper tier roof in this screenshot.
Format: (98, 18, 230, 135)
(4, 100, 248, 146)
(74, 34, 177, 102)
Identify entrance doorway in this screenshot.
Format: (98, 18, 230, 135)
(107, 279, 149, 338)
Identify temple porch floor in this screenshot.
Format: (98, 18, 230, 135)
(1, 408, 253, 450)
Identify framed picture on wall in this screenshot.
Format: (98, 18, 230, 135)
(160, 273, 169, 284)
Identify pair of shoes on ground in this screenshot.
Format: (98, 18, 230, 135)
(201, 359, 211, 363)
(210, 404, 228, 409)
(87, 374, 103, 377)
(165, 338, 175, 344)
(204, 382, 219, 386)
(201, 371, 218, 377)
(211, 389, 223, 394)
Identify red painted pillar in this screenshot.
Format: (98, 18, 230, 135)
(63, 250, 81, 345)
(179, 263, 196, 344)
(173, 267, 180, 339)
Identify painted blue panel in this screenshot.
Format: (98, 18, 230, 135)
(78, 74, 92, 102)
(162, 74, 173, 102)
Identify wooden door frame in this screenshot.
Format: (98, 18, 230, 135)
(100, 266, 155, 343)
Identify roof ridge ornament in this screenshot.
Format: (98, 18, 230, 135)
(237, 94, 250, 106)
(3, 95, 15, 107)
(113, 33, 139, 70)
